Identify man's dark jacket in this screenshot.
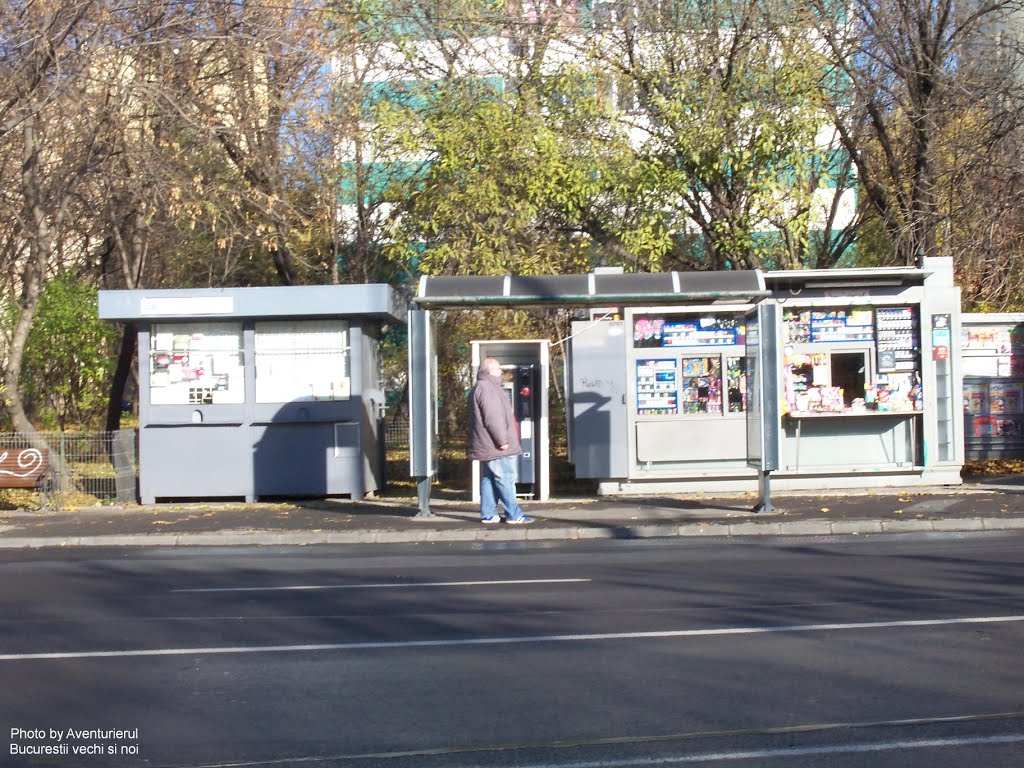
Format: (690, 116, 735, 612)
(468, 371, 523, 461)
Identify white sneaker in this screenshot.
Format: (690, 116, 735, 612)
(505, 515, 535, 525)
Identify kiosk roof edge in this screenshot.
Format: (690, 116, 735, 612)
(98, 284, 407, 323)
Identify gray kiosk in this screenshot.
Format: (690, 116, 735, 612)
(99, 285, 404, 503)
(961, 312, 1024, 459)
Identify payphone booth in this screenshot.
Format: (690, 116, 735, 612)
(470, 340, 551, 502)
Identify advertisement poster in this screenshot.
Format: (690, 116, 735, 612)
(988, 382, 1023, 414)
(636, 359, 678, 415)
(964, 381, 988, 415)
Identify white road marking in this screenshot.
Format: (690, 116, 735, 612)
(504, 734, 1024, 767)
(171, 578, 591, 593)
(1, 613, 1022, 662)
(156, 733, 1024, 767)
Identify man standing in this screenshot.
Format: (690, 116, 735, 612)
(468, 356, 534, 525)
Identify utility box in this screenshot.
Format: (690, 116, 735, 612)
(565, 319, 629, 479)
(99, 285, 404, 503)
(470, 340, 550, 501)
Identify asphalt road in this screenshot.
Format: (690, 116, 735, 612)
(1, 532, 1023, 767)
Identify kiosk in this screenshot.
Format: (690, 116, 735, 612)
(961, 313, 1024, 458)
(99, 285, 404, 503)
(566, 258, 963, 492)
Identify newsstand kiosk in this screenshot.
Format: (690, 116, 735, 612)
(99, 285, 404, 503)
(565, 258, 963, 492)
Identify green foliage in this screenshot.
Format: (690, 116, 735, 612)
(370, 0, 843, 277)
(604, 2, 836, 269)
(851, 211, 899, 267)
(381, 81, 607, 275)
(19, 276, 119, 429)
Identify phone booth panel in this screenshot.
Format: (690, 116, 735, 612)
(471, 341, 550, 501)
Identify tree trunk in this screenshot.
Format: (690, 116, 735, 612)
(4, 114, 53, 454)
(104, 324, 136, 434)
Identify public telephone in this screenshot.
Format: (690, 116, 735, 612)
(504, 364, 539, 486)
(470, 341, 550, 502)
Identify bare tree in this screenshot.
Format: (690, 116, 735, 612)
(159, 0, 345, 286)
(811, 0, 1022, 268)
(947, 114, 1024, 309)
(0, 0, 110, 439)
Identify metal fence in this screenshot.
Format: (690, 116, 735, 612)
(0, 430, 138, 506)
(383, 420, 410, 448)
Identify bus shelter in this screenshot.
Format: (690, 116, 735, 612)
(407, 269, 779, 512)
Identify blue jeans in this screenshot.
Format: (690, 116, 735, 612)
(480, 456, 525, 521)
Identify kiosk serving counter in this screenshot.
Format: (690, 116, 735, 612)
(779, 305, 923, 472)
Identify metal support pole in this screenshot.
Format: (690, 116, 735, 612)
(753, 470, 773, 514)
(414, 475, 433, 517)
(57, 430, 68, 509)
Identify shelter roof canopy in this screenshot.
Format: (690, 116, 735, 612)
(415, 270, 769, 308)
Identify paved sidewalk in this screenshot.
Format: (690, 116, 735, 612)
(1, 476, 1022, 548)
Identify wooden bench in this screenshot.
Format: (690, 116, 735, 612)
(0, 447, 50, 489)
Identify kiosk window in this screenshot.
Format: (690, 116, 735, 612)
(831, 351, 868, 406)
(680, 356, 722, 414)
(149, 322, 244, 405)
(636, 358, 678, 415)
(255, 320, 351, 403)
(727, 357, 747, 413)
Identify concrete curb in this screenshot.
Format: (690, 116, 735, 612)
(982, 517, 1024, 530)
(0, 517, 1020, 548)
